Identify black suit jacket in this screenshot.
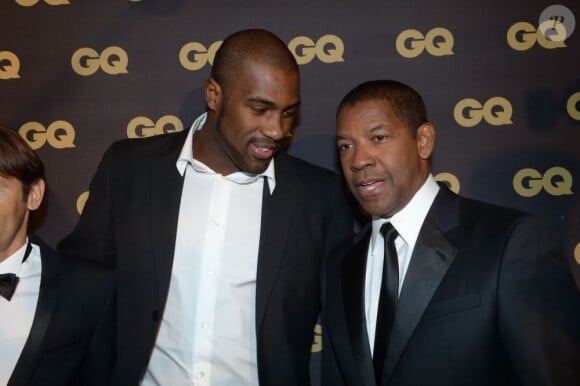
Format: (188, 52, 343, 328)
(322, 186, 580, 386)
(8, 235, 115, 386)
(58, 130, 354, 386)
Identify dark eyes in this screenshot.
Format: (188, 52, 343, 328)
(251, 106, 267, 114)
(250, 106, 296, 118)
(337, 143, 352, 151)
(282, 109, 297, 119)
(337, 134, 388, 151)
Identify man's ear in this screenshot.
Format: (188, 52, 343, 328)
(416, 123, 435, 160)
(205, 77, 223, 111)
(27, 179, 45, 211)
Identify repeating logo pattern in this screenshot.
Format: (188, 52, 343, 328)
(16, 0, 69, 6)
(0, 51, 20, 79)
(513, 167, 573, 197)
(507, 21, 567, 50)
(1, 3, 577, 269)
(434, 172, 461, 193)
(312, 324, 322, 353)
(567, 92, 580, 120)
(127, 116, 184, 138)
(77, 191, 89, 215)
(396, 28, 454, 58)
(179, 41, 223, 71)
(454, 97, 513, 127)
(19, 121, 76, 150)
(288, 35, 345, 64)
(71, 47, 129, 76)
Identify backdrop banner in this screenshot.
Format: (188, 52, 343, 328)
(1, 0, 578, 382)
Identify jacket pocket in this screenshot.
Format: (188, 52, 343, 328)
(422, 293, 482, 320)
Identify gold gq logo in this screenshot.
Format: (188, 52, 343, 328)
(71, 47, 129, 76)
(179, 41, 222, 71)
(127, 116, 184, 138)
(19, 121, 76, 150)
(434, 172, 460, 194)
(16, 0, 69, 5)
(507, 22, 566, 51)
(0, 51, 20, 80)
(513, 167, 573, 197)
(77, 191, 89, 215)
(567, 92, 580, 121)
(311, 324, 322, 353)
(454, 97, 513, 127)
(396, 28, 454, 58)
(288, 35, 344, 65)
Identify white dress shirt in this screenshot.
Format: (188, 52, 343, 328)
(365, 175, 439, 351)
(143, 113, 275, 386)
(0, 239, 42, 385)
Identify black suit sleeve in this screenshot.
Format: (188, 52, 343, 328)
(321, 324, 348, 386)
(78, 278, 116, 386)
(324, 183, 355, 257)
(498, 215, 580, 386)
(58, 143, 117, 264)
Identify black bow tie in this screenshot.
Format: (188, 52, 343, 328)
(0, 273, 19, 301)
(0, 243, 33, 301)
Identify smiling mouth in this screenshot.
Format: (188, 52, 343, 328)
(355, 179, 384, 196)
(250, 142, 277, 160)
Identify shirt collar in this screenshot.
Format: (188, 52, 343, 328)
(176, 112, 276, 194)
(0, 238, 29, 275)
(371, 174, 439, 248)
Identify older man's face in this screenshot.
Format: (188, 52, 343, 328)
(336, 99, 432, 218)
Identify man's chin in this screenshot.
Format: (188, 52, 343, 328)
(242, 158, 272, 175)
(357, 201, 393, 219)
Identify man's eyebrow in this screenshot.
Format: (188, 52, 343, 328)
(247, 97, 276, 107)
(369, 124, 386, 132)
(247, 98, 301, 110)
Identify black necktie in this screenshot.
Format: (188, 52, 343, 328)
(0, 243, 32, 301)
(373, 222, 399, 382)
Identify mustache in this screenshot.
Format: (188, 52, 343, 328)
(353, 172, 391, 187)
(250, 137, 279, 150)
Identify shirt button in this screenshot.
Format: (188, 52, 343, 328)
(201, 323, 208, 329)
(197, 372, 205, 379)
(207, 270, 214, 276)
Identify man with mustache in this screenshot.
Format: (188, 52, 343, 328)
(322, 80, 580, 386)
(59, 29, 353, 385)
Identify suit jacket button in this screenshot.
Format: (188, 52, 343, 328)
(152, 310, 160, 322)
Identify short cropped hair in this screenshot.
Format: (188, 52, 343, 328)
(211, 29, 298, 93)
(0, 124, 45, 198)
(337, 80, 428, 135)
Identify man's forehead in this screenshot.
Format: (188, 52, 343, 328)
(0, 174, 21, 188)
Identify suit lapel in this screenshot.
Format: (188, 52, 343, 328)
(255, 159, 296, 332)
(9, 239, 61, 386)
(341, 229, 376, 386)
(382, 189, 459, 384)
(150, 135, 186, 306)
